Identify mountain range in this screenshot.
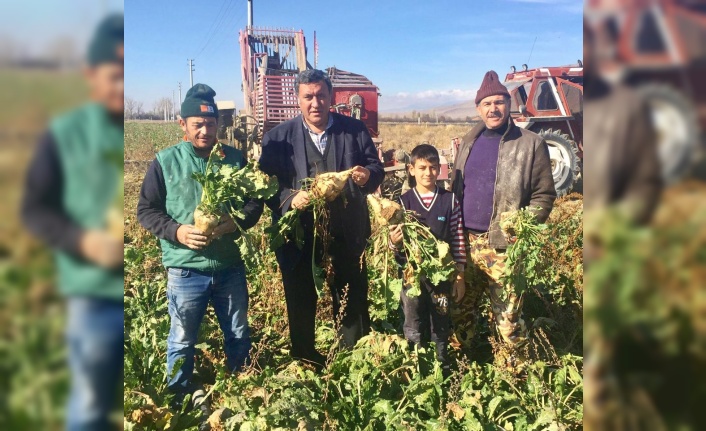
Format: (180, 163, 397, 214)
(381, 100, 477, 120)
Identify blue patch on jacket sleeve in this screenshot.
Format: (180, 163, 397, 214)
(438, 216, 446, 221)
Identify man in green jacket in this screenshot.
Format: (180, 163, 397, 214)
(21, 13, 124, 431)
(137, 84, 262, 406)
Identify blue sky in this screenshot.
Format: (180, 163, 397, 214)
(0, 0, 123, 57)
(125, 0, 582, 112)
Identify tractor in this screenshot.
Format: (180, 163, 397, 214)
(503, 64, 584, 196)
(586, 0, 706, 183)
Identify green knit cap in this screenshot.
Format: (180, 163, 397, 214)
(87, 13, 124, 66)
(181, 83, 219, 119)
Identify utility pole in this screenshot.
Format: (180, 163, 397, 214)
(172, 90, 176, 121)
(188, 59, 195, 88)
(178, 82, 182, 119)
(247, 0, 253, 28)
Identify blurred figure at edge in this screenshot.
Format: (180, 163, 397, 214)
(583, 16, 663, 430)
(20, 14, 124, 431)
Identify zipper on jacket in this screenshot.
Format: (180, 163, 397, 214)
(489, 122, 513, 247)
(195, 150, 216, 272)
(489, 139, 502, 244)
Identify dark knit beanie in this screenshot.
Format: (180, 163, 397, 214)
(87, 13, 124, 66)
(474, 70, 510, 105)
(181, 84, 219, 119)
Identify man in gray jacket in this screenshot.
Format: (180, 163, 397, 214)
(451, 70, 556, 362)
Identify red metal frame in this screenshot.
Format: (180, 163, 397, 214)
(328, 67, 380, 138)
(240, 27, 308, 136)
(505, 66, 583, 120)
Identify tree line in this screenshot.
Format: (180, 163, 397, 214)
(380, 111, 476, 124)
(125, 96, 179, 121)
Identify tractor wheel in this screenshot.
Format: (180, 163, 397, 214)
(538, 129, 581, 197)
(637, 84, 699, 184)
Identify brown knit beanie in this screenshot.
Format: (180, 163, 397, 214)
(475, 70, 510, 105)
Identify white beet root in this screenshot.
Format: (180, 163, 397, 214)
(367, 194, 404, 226)
(194, 207, 220, 236)
(310, 168, 356, 201)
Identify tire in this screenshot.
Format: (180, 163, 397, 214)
(637, 84, 699, 184)
(538, 129, 581, 197)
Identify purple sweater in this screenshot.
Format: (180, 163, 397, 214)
(463, 126, 505, 232)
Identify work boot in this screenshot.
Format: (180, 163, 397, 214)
(293, 350, 327, 372)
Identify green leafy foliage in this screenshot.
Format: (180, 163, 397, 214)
(264, 176, 342, 298)
(265, 177, 324, 254)
(500, 203, 583, 307)
(500, 209, 548, 301)
(190, 143, 278, 270)
(452, 355, 583, 430)
(400, 216, 457, 297)
(367, 198, 457, 298)
(264, 209, 304, 252)
(191, 143, 278, 218)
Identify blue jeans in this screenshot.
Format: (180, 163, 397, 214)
(166, 264, 250, 393)
(66, 297, 124, 431)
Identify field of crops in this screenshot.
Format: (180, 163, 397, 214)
(375, 123, 471, 154)
(123, 121, 584, 430)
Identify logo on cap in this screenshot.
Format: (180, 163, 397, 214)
(200, 105, 214, 113)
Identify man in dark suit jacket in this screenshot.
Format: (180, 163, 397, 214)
(259, 69, 384, 367)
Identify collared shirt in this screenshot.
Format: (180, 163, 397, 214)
(302, 114, 334, 154)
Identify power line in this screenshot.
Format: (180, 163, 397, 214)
(201, 3, 244, 61)
(193, 0, 238, 59)
(192, 0, 230, 58)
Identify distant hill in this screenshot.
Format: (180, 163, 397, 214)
(382, 100, 477, 121)
(427, 100, 477, 119)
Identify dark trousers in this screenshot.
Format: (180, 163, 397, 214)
(400, 280, 452, 371)
(280, 237, 370, 363)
